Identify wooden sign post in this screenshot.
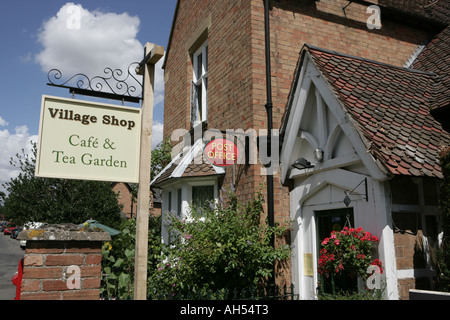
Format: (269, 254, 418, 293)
(134, 43, 164, 300)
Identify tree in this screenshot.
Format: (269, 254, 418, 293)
(151, 138, 172, 179)
(124, 139, 172, 217)
(1, 142, 122, 227)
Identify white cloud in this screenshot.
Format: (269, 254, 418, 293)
(152, 121, 164, 148)
(36, 3, 143, 75)
(0, 124, 38, 194)
(35, 2, 165, 106)
(4, 3, 167, 195)
(154, 57, 165, 107)
(0, 116, 9, 127)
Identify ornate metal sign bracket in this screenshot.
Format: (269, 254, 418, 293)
(46, 62, 143, 104)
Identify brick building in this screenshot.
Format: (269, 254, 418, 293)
(152, 0, 449, 299)
(112, 182, 161, 219)
(112, 182, 137, 219)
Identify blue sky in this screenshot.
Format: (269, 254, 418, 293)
(0, 1, 177, 192)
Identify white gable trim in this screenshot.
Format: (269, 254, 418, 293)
(150, 139, 225, 187)
(293, 168, 369, 211)
(150, 151, 182, 187)
(171, 139, 203, 178)
(309, 66, 386, 181)
(280, 52, 387, 184)
(289, 153, 361, 180)
(280, 56, 314, 183)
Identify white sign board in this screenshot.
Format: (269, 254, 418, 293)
(36, 95, 141, 183)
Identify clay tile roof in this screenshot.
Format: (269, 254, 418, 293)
(376, 0, 450, 112)
(412, 25, 450, 111)
(152, 161, 178, 187)
(305, 45, 450, 178)
(151, 141, 224, 187)
(412, 3, 450, 111)
(182, 150, 218, 177)
(377, 0, 440, 19)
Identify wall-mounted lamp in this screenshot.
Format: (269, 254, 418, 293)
(292, 158, 314, 170)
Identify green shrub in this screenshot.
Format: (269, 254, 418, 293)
(148, 189, 291, 298)
(101, 215, 162, 299)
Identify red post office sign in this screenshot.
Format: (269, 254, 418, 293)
(204, 138, 239, 167)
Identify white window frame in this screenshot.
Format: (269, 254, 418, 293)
(191, 40, 208, 125)
(161, 178, 219, 246)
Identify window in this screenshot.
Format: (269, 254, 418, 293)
(177, 188, 182, 216)
(316, 208, 354, 242)
(168, 191, 172, 212)
(167, 191, 173, 245)
(191, 41, 208, 125)
(192, 185, 214, 214)
(162, 182, 217, 246)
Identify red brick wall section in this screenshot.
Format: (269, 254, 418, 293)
(112, 182, 136, 219)
(20, 241, 104, 300)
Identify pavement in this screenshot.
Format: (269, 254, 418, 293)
(0, 233, 25, 300)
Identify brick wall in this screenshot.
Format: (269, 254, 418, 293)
(394, 228, 433, 299)
(112, 182, 136, 219)
(390, 177, 440, 299)
(18, 225, 110, 300)
(20, 241, 104, 300)
(112, 182, 161, 218)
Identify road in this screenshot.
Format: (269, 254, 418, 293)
(0, 233, 25, 300)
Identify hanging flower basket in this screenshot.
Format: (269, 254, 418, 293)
(318, 227, 382, 281)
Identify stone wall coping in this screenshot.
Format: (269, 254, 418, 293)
(17, 223, 111, 242)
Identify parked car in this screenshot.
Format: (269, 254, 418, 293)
(0, 221, 10, 232)
(3, 224, 17, 235)
(8, 226, 19, 237)
(7, 226, 15, 235)
(11, 227, 23, 239)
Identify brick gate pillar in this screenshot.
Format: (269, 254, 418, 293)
(17, 223, 111, 300)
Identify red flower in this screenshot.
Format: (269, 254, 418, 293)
(318, 226, 381, 278)
(371, 259, 383, 274)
